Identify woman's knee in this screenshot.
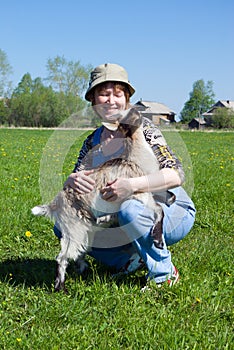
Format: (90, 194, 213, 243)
(164, 208, 196, 246)
(118, 199, 142, 225)
(118, 199, 156, 242)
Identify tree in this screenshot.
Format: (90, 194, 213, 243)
(8, 73, 86, 127)
(212, 107, 234, 129)
(12, 73, 33, 95)
(180, 79, 215, 123)
(0, 98, 10, 125)
(0, 49, 13, 97)
(46, 55, 92, 97)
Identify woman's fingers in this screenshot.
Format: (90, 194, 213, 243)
(64, 170, 95, 193)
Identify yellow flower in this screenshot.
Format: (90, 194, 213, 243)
(196, 297, 201, 303)
(25, 231, 32, 238)
(16, 338, 22, 342)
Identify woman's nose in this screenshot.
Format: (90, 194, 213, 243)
(106, 94, 115, 104)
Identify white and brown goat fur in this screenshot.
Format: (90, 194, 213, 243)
(32, 108, 165, 292)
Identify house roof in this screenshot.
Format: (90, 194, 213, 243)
(219, 100, 234, 110)
(190, 118, 207, 125)
(203, 100, 234, 115)
(135, 100, 176, 115)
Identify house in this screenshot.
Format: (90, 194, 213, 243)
(188, 117, 207, 130)
(202, 100, 234, 126)
(134, 100, 176, 125)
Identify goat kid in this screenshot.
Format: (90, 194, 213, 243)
(32, 108, 164, 292)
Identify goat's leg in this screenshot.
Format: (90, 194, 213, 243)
(150, 210, 164, 249)
(54, 257, 69, 293)
(75, 255, 89, 278)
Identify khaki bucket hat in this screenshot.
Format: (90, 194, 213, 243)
(85, 63, 135, 101)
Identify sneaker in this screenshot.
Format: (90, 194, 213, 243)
(167, 266, 179, 287)
(141, 266, 179, 291)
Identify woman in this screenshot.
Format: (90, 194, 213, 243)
(55, 63, 196, 287)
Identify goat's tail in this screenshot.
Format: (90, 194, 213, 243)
(31, 205, 51, 217)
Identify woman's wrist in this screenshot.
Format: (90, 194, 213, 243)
(128, 176, 148, 194)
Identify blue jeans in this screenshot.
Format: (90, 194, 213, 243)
(54, 187, 196, 284)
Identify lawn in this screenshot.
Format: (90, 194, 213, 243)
(0, 128, 233, 349)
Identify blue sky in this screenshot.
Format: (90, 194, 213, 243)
(1, 0, 233, 116)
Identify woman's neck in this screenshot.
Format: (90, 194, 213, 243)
(100, 127, 125, 156)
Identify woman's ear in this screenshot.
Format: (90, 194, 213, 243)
(88, 90, 95, 105)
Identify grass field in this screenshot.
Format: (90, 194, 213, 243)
(0, 128, 233, 349)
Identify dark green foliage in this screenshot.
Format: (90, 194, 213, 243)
(8, 74, 87, 127)
(0, 53, 92, 127)
(180, 80, 215, 122)
(212, 107, 234, 129)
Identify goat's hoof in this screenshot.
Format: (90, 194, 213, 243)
(54, 282, 68, 294)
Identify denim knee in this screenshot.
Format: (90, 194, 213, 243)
(118, 199, 156, 241)
(118, 199, 141, 225)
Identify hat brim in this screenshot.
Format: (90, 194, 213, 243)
(85, 79, 135, 101)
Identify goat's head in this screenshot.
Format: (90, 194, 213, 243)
(118, 108, 142, 138)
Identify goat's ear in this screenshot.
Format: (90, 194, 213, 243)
(31, 205, 49, 216)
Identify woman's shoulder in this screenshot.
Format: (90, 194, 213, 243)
(83, 125, 104, 146)
(142, 117, 167, 146)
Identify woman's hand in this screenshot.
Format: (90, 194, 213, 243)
(100, 178, 134, 202)
(64, 170, 95, 194)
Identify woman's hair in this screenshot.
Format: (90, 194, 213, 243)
(89, 82, 131, 108)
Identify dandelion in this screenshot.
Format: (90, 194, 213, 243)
(25, 231, 32, 238)
(14, 177, 19, 181)
(16, 338, 22, 342)
(196, 297, 201, 303)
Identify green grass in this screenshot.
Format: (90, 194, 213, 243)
(0, 128, 233, 349)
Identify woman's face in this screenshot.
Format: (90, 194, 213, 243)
(93, 82, 127, 119)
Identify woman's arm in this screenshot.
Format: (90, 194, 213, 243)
(129, 167, 182, 194)
(101, 168, 181, 202)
